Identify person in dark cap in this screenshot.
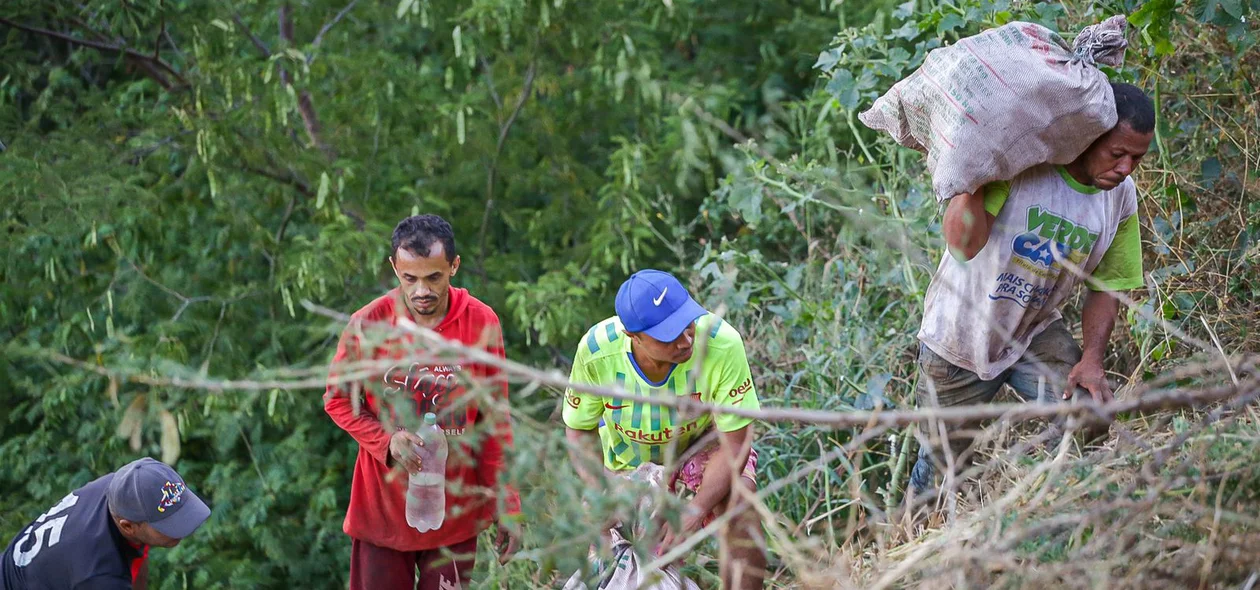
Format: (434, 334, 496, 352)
(1, 457, 211, 590)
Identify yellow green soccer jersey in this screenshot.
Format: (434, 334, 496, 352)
(562, 314, 760, 472)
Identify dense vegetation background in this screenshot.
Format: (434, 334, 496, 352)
(2, 0, 1256, 587)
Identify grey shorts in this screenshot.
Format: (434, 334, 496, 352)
(909, 320, 1086, 493)
(916, 319, 1086, 409)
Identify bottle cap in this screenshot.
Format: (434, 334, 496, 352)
(423, 413, 438, 426)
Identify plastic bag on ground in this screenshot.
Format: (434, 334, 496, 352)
(562, 463, 701, 590)
(560, 529, 701, 590)
(858, 15, 1130, 202)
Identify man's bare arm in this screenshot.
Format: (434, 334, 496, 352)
(942, 189, 997, 262)
(691, 426, 752, 516)
(565, 427, 605, 489)
(1065, 290, 1120, 402)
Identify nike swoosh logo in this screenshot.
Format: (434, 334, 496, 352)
(605, 402, 628, 410)
(653, 288, 668, 306)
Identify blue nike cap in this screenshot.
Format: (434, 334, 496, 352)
(614, 270, 708, 342)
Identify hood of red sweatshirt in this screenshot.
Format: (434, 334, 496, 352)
(390, 286, 471, 330)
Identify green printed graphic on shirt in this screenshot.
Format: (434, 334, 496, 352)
(983, 167, 1141, 286)
(1023, 205, 1100, 264)
(562, 314, 760, 472)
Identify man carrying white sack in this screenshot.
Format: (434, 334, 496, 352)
(908, 82, 1156, 498)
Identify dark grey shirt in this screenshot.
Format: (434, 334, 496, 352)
(2, 474, 144, 590)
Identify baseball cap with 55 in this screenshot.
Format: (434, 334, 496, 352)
(106, 457, 211, 539)
(614, 270, 708, 343)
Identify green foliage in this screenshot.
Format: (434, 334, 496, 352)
(2, 0, 1257, 587)
(0, 0, 851, 586)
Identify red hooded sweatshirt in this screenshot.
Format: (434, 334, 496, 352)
(324, 287, 521, 551)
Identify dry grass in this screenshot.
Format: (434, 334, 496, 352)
(784, 365, 1260, 589)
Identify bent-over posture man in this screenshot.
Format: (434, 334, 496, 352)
(563, 269, 767, 589)
(1, 457, 211, 590)
(324, 215, 521, 590)
(910, 83, 1156, 496)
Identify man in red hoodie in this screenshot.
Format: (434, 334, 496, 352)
(324, 214, 522, 590)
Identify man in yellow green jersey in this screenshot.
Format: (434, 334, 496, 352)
(563, 269, 766, 590)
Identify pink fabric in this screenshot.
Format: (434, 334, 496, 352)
(674, 446, 757, 492)
(670, 444, 758, 525)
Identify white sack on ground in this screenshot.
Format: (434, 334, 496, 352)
(562, 463, 701, 590)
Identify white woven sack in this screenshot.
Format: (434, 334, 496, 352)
(859, 15, 1129, 202)
(562, 464, 701, 590)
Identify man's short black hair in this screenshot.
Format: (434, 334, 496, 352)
(391, 214, 456, 262)
(1111, 82, 1155, 134)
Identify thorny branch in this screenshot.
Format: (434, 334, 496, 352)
(12, 299, 1260, 588)
(21, 299, 1259, 432)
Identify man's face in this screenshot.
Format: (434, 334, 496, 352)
(117, 519, 181, 548)
(391, 243, 459, 318)
(629, 323, 697, 365)
(1079, 123, 1154, 190)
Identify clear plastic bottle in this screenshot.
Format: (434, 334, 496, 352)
(406, 413, 448, 532)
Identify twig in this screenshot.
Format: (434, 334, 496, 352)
(127, 135, 178, 161)
(232, 13, 271, 57)
(245, 155, 361, 229)
(277, 3, 333, 160)
(199, 303, 229, 375)
(0, 17, 189, 89)
(243, 164, 314, 196)
(237, 424, 272, 494)
(118, 258, 255, 323)
(1200, 315, 1239, 386)
(277, 4, 296, 64)
(477, 59, 537, 275)
(154, 0, 164, 59)
(275, 194, 299, 244)
(497, 61, 538, 155)
(162, 27, 187, 65)
(171, 296, 213, 322)
(360, 110, 383, 204)
(26, 299, 1257, 433)
(269, 193, 300, 282)
(66, 16, 114, 43)
(480, 57, 504, 112)
(311, 0, 360, 52)
(233, 8, 332, 159)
